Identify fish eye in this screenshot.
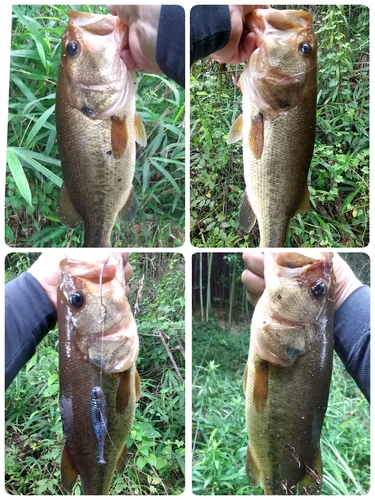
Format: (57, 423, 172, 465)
(299, 42, 313, 56)
(310, 279, 327, 297)
(69, 291, 84, 308)
(66, 40, 79, 57)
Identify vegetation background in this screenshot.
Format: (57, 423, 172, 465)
(192, 252, 370, 495)
(190, 5, 369, 247)
(6, 5, 185, 247)
(5, 252, 185, 494)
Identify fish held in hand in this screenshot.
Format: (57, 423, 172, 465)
(58, 253, 141, 494)
(228, 9, 317, 247)
(56, 10, 147, 247)
(243, 252, 335, 494)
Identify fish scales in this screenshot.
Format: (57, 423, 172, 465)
(243, 100, 316, 247)
(243, 252, 335, 494)
(56, 101, 137, 247)
(58, 253, 140, 494)
(229, 9, 317, 247)
(56, 10, 146, 247)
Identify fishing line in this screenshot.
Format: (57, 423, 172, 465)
(99, 262, 106, 389)
(95, 259, 129, 471)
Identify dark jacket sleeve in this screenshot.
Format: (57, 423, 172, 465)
(190, 5, 231, 64)
(5, 272, 57, 389)
(156, 5, 185, 88)
(333, 285, 370, 402)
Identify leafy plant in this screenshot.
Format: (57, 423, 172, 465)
(6, 5, 185, 247)
(190, 5, 369, 247)
(192, 322, 370, 495)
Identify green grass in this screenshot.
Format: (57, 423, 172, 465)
(192, 320, 370, 495)
(5, 252, 185, 494)
(190, 5, 369, 247)
(6, 5, 185, 247)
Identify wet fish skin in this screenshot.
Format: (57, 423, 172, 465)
(243, 252, 335, 494)
(228, 9, 317, 247)
(56, 10, 146, 247)
(58, 253, 140, 494)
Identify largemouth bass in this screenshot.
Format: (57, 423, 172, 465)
(58, 253, 140, 494)
(56, 10, 147, 247)
(243, 252, 335, 494)
(228, 9, 317, 247)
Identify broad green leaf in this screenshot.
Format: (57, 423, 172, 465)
(6, 148, 32, 205)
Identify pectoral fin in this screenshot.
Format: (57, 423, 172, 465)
(243, 363, 248, 394)
(135, 112, 147, 147)
(249, 112, 264, 159)
(135, 368, 141, 402)
(239, 192, 257, 233)
(61, 444, 79, 492)
(111, 116, 127, 158)
(57, 183, 82, 227)
(227, 115, 243, 144)
(118, 186, 138, 223)
(116, 369, 131, 415)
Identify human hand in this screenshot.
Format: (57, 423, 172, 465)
(28, 251, 133, 312)
(210, 5, 269, 64)
(242, 251, 363, 311)
(108, 5, 162, 74)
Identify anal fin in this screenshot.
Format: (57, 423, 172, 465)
(246, 443, 261, 487)
(239, 191, 257, 233)
(57, 183, 82, 228)
(297, 183, 312, 213)
(118, 186, 138, 223)
(61, 444, 79, 493)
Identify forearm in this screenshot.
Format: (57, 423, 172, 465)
(156, 5, 185, 87)
(333, 285, 370, 402)
(190, 5, 231, 64)
(5, 272, 57, 389)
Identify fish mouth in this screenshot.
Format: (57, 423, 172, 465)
(90, 316, 139, 373)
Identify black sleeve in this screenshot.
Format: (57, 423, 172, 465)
(333, 285, 370, 402)
(5, 272, 57, 389)
(190, 5, 231, 64)
(155, 5, 185, 88)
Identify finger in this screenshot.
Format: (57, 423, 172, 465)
(242, 250, 265, 278)
(231, 32, 257, 64)
(242, 269, 265, 295)
(119, 47, 139, 70)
